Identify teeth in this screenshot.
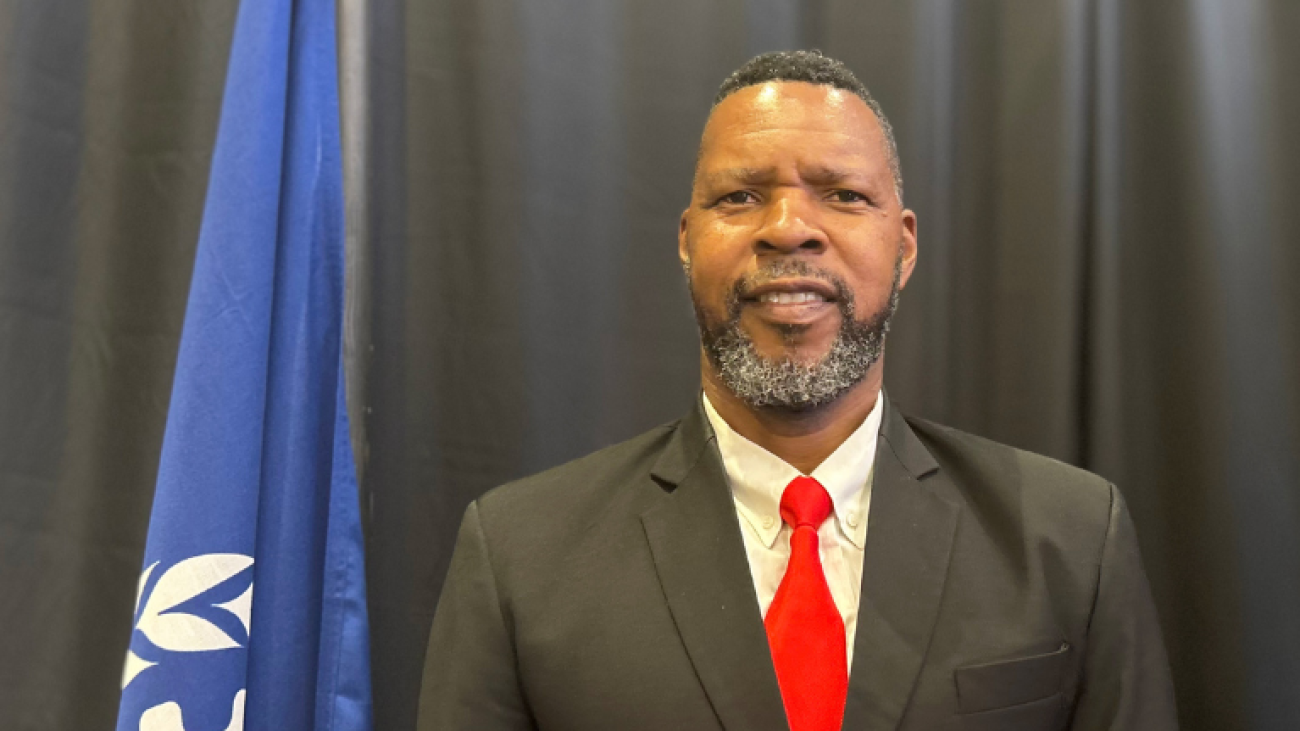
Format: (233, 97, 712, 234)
(759, 291, 824, 304)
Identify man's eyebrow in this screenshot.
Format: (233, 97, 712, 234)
(702, 167, 776, 187)
(799, 165, 863, 186)
(701, 165, 866, 188)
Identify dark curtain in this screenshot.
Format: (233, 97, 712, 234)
(1, 1, 1297, 730)
(0, 1, 239, 728)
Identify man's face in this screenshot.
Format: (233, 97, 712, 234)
(680, 81, 917, 411)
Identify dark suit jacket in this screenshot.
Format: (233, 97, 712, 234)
(417, 395, 1177, 730)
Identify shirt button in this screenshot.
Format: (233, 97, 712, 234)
(762, 516, 775, 529)
(846, 512, 859, 528)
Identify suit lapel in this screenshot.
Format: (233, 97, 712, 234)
(641, 404, 789, 731)
(842, 396, 960, 730)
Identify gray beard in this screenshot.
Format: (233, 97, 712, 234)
(691, 257, 901, 413)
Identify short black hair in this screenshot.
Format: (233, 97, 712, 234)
(713, 50, 903, 202)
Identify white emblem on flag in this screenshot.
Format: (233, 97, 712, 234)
(122, 554, 254, 729)
(133, 554, 255, 654)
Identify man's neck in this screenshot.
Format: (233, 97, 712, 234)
(700, 361, 884, 475)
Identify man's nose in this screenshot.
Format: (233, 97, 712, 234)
(753, 193, 827, 255)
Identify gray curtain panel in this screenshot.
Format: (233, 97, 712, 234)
(1, 1, 1297, 730)
(0, 1, 239, 729)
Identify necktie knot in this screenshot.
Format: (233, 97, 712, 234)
(780, 476, 833, 530)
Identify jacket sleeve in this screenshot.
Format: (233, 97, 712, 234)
(1070, 484, 1179, 730)
(416, 500, 536, 731)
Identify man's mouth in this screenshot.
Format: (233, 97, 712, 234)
(738, 279, 840, 327)
(755, 291, 830, 305)
(740, 278, 839, 304)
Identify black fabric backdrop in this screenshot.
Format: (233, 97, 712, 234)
(1, 1, 1298, 730)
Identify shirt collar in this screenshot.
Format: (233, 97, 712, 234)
(703, 391, 882, 550)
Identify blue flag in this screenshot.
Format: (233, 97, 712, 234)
(115, 0, 372, 728)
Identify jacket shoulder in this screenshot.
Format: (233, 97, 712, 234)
(906, 415, 1111, 486)
(473, 420, 680, 530)
(901, 414, 1117, 530)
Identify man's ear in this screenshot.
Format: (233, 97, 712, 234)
(678, 209, 691, 269)
(897, 208, 918, 289)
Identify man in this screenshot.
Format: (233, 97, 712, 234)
(418, 50, 1177, 730)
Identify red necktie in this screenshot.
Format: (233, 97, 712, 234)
(765, 476, 848, 731)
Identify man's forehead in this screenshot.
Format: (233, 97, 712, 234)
(702, 82, 881, 144)
(693, 82, 888, 190)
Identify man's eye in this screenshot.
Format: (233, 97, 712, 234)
(716, 191, 758, 206)
(828, 190, 867, 204)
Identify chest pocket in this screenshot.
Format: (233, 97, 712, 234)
(954, 642, 1071, 715)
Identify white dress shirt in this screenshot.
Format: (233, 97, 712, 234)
(702, 391, 882, 668)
